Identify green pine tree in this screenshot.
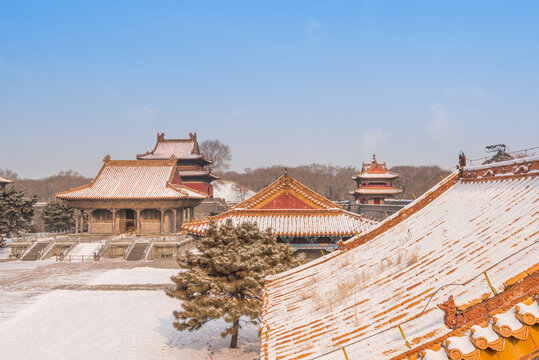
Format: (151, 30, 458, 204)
(167, 220, 299, 348)
(41, 199, 74, 232)
(0, 188, 37, 247)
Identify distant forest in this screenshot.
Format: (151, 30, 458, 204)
(1, 164, 451, 202)
(0, 170, 91, 202)
(220, 164, 452, 201)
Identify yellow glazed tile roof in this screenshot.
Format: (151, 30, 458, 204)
(260, 156, 539, 360)
(56, 158, 207, 200)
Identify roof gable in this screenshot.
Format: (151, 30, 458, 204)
(234, 170, 340, 210)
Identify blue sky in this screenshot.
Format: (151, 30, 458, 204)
(1, 1, 538, 178)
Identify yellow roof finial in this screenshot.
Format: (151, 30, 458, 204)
(372, 154, 377, 163)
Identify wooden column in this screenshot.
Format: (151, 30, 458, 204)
(187, 207, 191, 222)
(81, 210, 85, 233)
(136, 209, 141, 232)
(87, 210, 93, 234)
(160, 209, 165, 234)
(75, 210, 79, 234)
(173, 208, 177, 233)
(112, 209, 116, 234)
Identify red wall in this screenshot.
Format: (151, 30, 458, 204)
(184, 182, 213, 197)
(261, 193, 313, 209)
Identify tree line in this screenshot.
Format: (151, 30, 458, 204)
(220, 164, 452, 201)
(0, 169, 91, 202)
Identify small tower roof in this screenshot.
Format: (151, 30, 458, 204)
(0, 175, 14, 184)
(136, 132, 212, 164)
(353, 154, 400, 180)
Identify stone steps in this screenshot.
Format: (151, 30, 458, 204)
(21, 242, 49, 261)
(126, 243, 149, 261)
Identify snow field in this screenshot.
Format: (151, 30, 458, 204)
(0, 263, 260, 360)
(86, 267, 179, 285)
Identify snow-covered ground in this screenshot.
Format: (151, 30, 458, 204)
(0, 247, 11, 259)
(0, 260, 259, 360)
(213, 180, 255, 204)
(86, 267, 179, 285)
(68, 242, 102, 261)
(0, 290, 258, 360)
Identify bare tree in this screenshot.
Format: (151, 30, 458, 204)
(0, 169, 18, 180)
(199, 140, 231, 173)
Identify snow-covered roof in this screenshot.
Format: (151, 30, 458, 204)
(137, 132, 211, 162)
(0, 175, 14, 184)
(351, 187, 403, 195)
(56, 158, 207, 200)
(352, 154, 400, 180)
(182, 209, 378, 237)
(260, 156, 539, 360)
(183, 171, 378, 237)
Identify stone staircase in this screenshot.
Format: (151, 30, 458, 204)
(21, 242, 49, 261)
(126, 242, 150, 261)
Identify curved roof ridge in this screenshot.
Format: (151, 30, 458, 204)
(234, 171, 340, 210)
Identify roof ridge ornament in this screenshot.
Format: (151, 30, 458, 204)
(372, 154, 377, 163)
(170, 154, 178, 163)
(157, 132, 165, 142)
(103, 154, 111, 163)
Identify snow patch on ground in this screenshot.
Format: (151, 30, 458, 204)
(0, 290, 259, 360)
(86, 267, 179, 285)
(68, 242, 102, 262)
(0, 258, 55, 271)
(213, 180, 255, 204)
(0, 247, 11, 260)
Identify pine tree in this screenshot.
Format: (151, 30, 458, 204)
(167, 220, 299, 348)
(41, 199, 74, 232)
(0, 188, 37, 247)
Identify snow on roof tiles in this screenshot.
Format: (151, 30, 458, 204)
(137, 132, 209, 161)
(182, 209, 378, 237)
(182, 171, 378, 237)
(352, 187, 404, 195)
(260, 157, 539, 360)
(0, 175, 14, 183)
(56, 159, 207, 200)
(138, 140, 201, 160)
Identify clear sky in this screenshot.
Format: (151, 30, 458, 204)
(1, 1, 538, 178)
